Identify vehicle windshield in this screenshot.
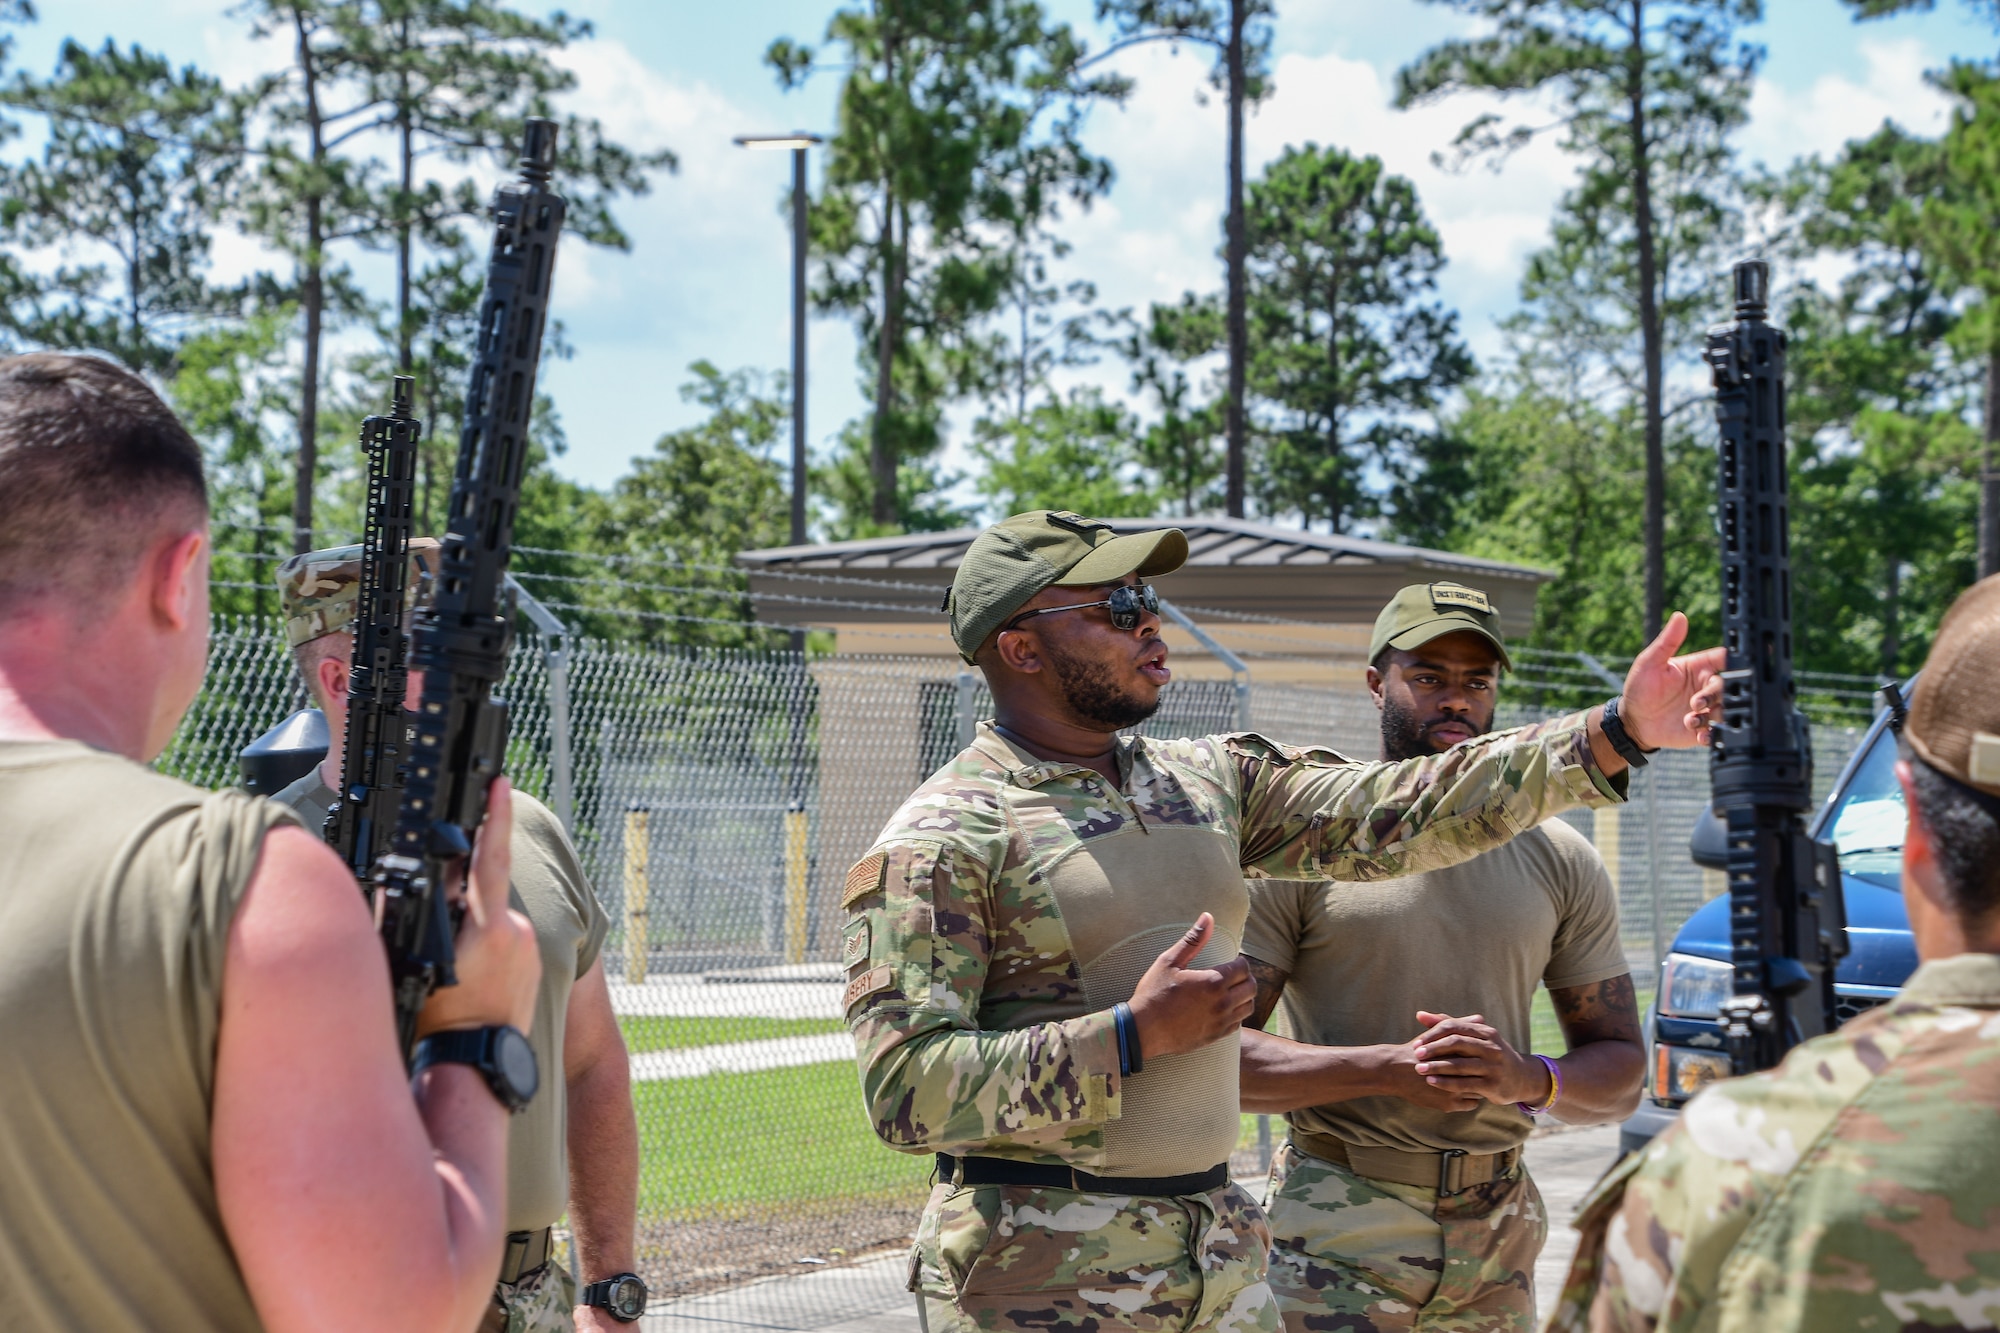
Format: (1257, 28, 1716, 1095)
(1823, 722, 1905, 888)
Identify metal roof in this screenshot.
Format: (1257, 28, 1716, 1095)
(737, 516, 1554, 582)
(736, 517, 1554, 636)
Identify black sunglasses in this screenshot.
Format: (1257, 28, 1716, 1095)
(1001, 583, 1161, 633)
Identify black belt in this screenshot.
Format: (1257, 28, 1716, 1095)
(497, 1227, 552, 1285)
(938, 1154, 1229, 1197)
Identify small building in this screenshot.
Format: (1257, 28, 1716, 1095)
(735, 518, 1554, 952)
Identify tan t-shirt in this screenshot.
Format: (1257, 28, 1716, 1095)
(1241, 817, 1627, 1155)
(273, 770, 610, 1230)
(0, 738, 298, 1332)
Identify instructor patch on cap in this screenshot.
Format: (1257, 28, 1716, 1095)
(1369, 580, 1513, 670)
(1429, 583, 1493, 615)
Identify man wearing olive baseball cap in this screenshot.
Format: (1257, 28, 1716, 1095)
(1559, 573, 2000, 1333)
(1239, 582, 1643, 1333)
(842, 511, 1726, 1333)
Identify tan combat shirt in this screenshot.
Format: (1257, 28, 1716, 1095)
(1244, 816, 1627, 1155)
(844, 712, 1624, 1180)
(274, 770, 610, 1230)
(0, 739, 298, 1332)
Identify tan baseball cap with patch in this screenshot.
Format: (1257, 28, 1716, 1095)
(275, 538, 443, 648)
(1369, 581, 1513, 670)
(1907, 573, 2000, 798)
(945, 511, 1188, 664)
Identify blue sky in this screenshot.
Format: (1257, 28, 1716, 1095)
(25, 1, 1997, 501)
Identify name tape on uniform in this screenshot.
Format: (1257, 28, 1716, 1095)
(844, 965, 893, 1011)
(1430, 583, 1493, 615)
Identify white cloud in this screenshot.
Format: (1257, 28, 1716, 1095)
(1741, 37, 1952, 172)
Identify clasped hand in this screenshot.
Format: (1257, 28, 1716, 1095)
(1365, 1011, 1551, 1114)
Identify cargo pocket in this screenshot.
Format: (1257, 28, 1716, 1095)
(916, 1184, 999, 1298)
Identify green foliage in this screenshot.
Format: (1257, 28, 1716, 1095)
(972, 386, 1156, 516)
(769, 0, 1129, 530)
(0, 38, 243, 371)
(1398, 0, 1760, 634)
(1237, 143, 1473, 533)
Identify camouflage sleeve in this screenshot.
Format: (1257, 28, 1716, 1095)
(1231, 708, 1625, 881)
(1549, 1015, 1902, 1333)
(842, 839, 1122, 1155)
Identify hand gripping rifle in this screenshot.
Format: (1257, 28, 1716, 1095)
(326, 376, 423, 882)
(1703, 259, 1849, 1076)
(373, 120, 566, 1059)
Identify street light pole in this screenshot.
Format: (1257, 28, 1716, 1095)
(734, 131, 823, 547)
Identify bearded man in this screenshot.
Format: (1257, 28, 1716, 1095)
(836, 512, 1719, 1333)
(1239, 582, 1646, 1333)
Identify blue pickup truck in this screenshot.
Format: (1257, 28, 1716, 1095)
(1618, 698, 1917, 1155)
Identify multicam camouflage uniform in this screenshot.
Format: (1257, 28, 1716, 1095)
(487, 1262, 578, 1333)
(1552, 952, 2000, 1332)
(1262, 1144, 1545, 1333)
(845, 712, 1625, 1333)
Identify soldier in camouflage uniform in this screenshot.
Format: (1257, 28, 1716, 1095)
(1239, 584, 1646, 1333)
(274, 546, 645, 1333)
(1553, 573, 2000, 1333)
(842, 511, 1724, 1333)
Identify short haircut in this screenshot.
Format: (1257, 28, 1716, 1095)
(1908, 751, 2000, 926)
(0, 353, 208, 618)
(293, 630, 351, 711)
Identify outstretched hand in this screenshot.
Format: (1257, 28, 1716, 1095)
(1620, 611, 1726, 750)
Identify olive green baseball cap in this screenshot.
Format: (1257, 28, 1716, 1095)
(1369, 581, 1513, 670)
(945, 511, 1188, 663)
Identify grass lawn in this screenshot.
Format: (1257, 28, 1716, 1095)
(620, 1014, 846, 1054)
(632, 1058, 928, 1216)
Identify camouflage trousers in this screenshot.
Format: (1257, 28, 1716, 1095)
(908, 1178, 1281, 1333)
(481, 1257, 577, 1333)
(1262, 1142, 1546, 1333)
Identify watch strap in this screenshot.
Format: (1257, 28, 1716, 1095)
(411, 1026, 534, 1113)
(1600, 695, 1656, 769)
(581, 1273, 647, 1321)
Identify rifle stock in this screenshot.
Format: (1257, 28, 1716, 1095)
(373, 119, 566, 1059)
(1703, 259, 1849, 1075)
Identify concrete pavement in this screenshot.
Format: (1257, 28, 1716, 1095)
(640, 1125, 1623, 1332)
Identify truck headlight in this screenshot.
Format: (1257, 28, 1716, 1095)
(1654, 1043, 1733, 1104)
(1658, 952, 1734, 1019)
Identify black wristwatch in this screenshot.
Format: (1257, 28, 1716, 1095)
(1599, 695, 1658, 769)
(581, 1272, 648, 1322)
(411, 1025, 538, 1114)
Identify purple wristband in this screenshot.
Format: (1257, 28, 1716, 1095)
(1517, 1054, 1562, 1116)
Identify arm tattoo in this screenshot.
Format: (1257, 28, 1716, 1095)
(1550, 972, 1642, 1049)
(1244, 956, 1290, 1031)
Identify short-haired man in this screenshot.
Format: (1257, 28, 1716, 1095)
(841, 511, 1720, 1333)
(1239, 582, 1646, 1332)
(0, 351, 541, 1332)
(271, 543, 644, 1332)
(1554, 574, 2000, 1332)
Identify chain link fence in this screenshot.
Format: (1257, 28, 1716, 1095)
(160, 614, 1877, 1320)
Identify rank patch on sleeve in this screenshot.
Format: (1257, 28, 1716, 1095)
(842, 917, 871, 969)
(842, 851, 888, 908)
(843, 964, 894, 1011)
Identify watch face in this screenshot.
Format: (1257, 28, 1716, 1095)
(611, 1276, 646, 1319)
(494, 1027, 540, 1104)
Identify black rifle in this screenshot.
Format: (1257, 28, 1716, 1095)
(326, 375, 424, 883)
(1703, 259, 1849, 1076)
(373, 120, 566, 1059)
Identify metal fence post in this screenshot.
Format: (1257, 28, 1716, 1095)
(784, 803, 810, 964)
(506, 575, 575, 831)
(1158, 598, 1252, 730)
(956, 668, 978, 747)
(623, 805, 650, 984)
